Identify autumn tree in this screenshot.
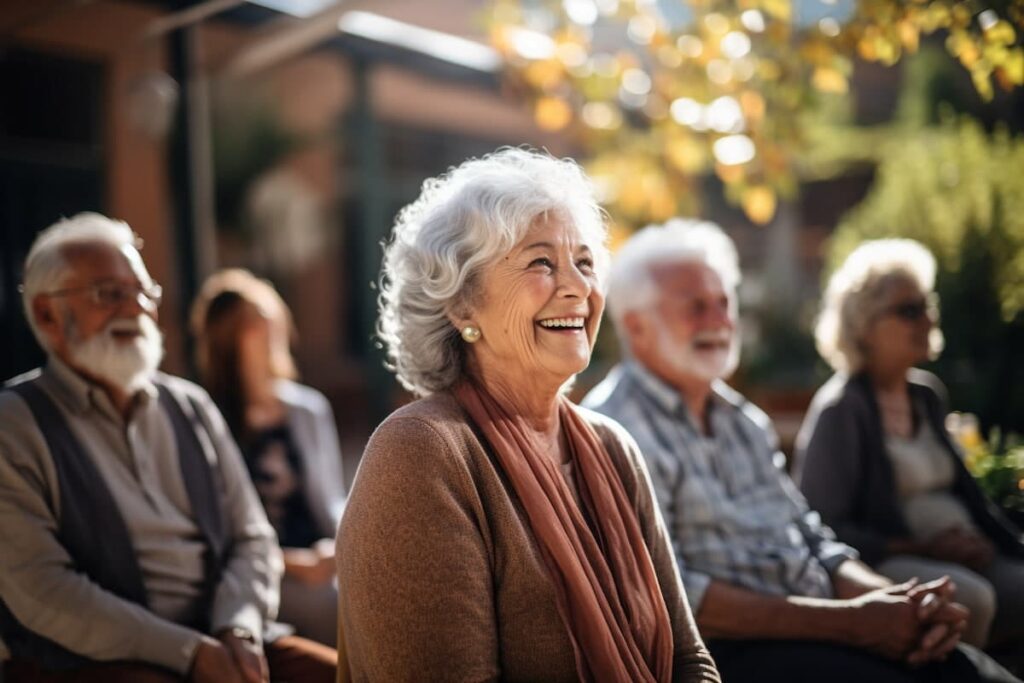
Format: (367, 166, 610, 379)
(488, 0, 1024, 225)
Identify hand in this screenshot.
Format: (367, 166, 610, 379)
(314, 537, 336, 560)
(904, 578, 968, 665)
(189, 636, 245, 683)
(219, 631, 268, 683)
(285, 543, 336, 585)
(907, 596, 967, 665)
(845, 580, 922, 661)
(315, 537, 338, 576)
(924, 528, 995, 571)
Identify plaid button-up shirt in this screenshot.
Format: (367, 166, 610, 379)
(583, 361, 857, 611)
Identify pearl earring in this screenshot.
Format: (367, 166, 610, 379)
(461, 325, 481, 343)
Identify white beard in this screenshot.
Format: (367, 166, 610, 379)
(67, 315, 164, 393)
(657, 325, 739, 382)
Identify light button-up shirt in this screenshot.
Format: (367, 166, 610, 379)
(583, 361, 857, 611)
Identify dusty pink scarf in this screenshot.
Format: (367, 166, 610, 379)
(454, 381, 673, 683)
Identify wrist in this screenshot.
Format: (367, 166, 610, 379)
(816, 598, 863, 645)
(775, 596, 860, 644)
(188, 635, 218, 666)
(188, 635, 224, 681)
(831, 559, 892, 599)
(218, 626, 258, 645)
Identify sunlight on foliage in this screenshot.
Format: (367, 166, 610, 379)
(828, 115, 1024, 321)
(951, 413, 1024, 514)
(488, 0, 1024, 225)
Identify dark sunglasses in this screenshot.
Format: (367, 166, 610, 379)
(884, 299, 930, 321)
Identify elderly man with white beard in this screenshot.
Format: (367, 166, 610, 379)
(583, 219, 1019, 683)
(0, 213, 336, 683)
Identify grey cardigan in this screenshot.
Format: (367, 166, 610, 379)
(794, 370, 1024, 565)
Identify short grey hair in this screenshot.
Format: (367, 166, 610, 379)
(377, 148, 609, 396)
(22, 212, 140, 350)
(606, 218, 740, 352)
(815, 238, 944, 374)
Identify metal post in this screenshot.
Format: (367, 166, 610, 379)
(168, 20, 217, 374)
(347, 57, 393, 420)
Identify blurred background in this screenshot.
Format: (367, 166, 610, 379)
(1, 0, 1022, 493)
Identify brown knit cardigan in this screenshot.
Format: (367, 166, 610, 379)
(336, 392, 720, 682)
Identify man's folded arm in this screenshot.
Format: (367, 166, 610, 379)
(191, 389, 283, 640)
(694, 577, 855, 642)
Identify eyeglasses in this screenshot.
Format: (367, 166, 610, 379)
(39, 281, 163, 310)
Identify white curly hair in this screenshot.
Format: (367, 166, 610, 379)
(606, 218, 740, 353)
(815, 238, 945, 374)
(377, 148, 609, 396)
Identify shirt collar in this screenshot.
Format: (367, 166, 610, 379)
(42, 354, 158, 417)
(622, 358, 684, 415)
(621, 359, 732, 429)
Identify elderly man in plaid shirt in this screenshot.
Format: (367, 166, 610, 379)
(583, 219, 1017, 683)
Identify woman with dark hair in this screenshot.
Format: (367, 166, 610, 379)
(191, 269, 346, 648)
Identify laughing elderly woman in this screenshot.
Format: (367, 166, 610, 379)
(795, 239, 1024, 652)
(336, 149, 719, 683)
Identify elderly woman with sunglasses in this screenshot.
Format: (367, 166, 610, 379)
(336, 149, 719, 682)
(795, 239, 1024, 653)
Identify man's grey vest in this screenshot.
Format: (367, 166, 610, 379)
(0, 374, 228, 670)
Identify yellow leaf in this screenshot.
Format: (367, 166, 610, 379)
(715, 162, 745, 184)
(957, 421, 983, 450)
(739, 90, 766, 122)
(524, 60, 565, 91)
(984, 44, 1010, 68)
(946, 30, 969, 57)
(742, 185, 777, 224)
(898, 21, 919, 52)
(874, 34, 900, 65)
(666, 135, 708, 174)
(950, 4, 971, 27)
(1003, 48, 1024, 84)
(534, 97, 573, 131)
(971, 69, 995, 101)
(800, 38, 834, 66)
(959, 42, 981, 69)
(995, 66, 1015, 91)
(922, 4, 951, 31)
(858, 34, 878, 61)
(985, 20, 1017, 46)
(761, 0, 792, 22)
(812, 67, 849, 93)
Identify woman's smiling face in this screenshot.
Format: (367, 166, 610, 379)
(462, 211, 605, 389)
